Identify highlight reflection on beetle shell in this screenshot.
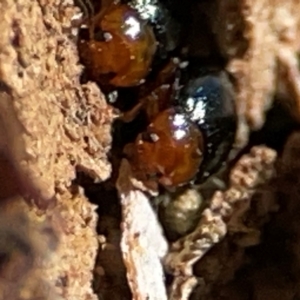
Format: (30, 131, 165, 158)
(133, 107, 204, 187)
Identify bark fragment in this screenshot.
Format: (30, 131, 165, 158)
(117, 159, 168, 300)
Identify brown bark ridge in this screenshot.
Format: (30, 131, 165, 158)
(210, 0, 300, 146)
(0, 0, 113, 299)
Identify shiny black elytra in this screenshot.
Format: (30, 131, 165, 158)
(177, 71, 237, 183)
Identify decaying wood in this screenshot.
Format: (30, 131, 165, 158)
(210, 0, 300, 146)
(165, 146, 277, 300)
(0, 0, 113, 299)
(1, 0, 300, 299)
(117, 159, 168, 300)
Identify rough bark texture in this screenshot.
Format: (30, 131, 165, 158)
(211, 0, 300, 146)
(0, 0, 113, 299)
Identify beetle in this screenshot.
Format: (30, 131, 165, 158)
(77, 2, 157, 87)
(125, 63, 236, 188)
(76, 0, 180, 88)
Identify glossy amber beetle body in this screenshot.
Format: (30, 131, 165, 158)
(78, 3, 157, 87)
